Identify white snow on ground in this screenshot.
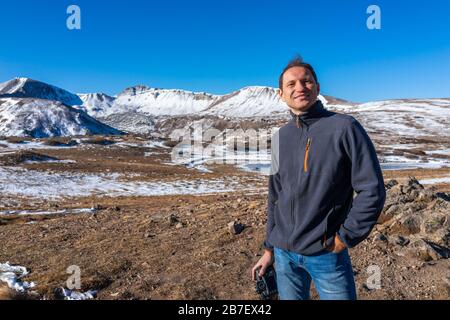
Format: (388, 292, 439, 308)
(0, 138, 170, 153)
(58, 288, 97, 300)
(0, 166, 253, 199)
(170, 143, 272, 174)
(380, 163, 449, 170)
(358, 100, 450, 117)
(426, 149, 450, 156)
(0, 261, 96, 299)
(116, 140, 170, 149)
(0, 208, 96, 216)
(379, 155, 450, 170)
(0, 139, 80, 150)
(170, 142, 450, 174)
(23, 159, 76, 164)
(0, 262, 35, 292)
(419, 177, 450, 185)
(237, 163, 271, 175)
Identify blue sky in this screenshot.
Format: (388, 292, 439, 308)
(0, 0, 449, 102)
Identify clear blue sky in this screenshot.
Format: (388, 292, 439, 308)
(1, 0, 449, 102)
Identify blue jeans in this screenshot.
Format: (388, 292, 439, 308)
(274, 247, 357, 300)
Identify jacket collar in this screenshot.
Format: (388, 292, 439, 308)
(289, 100, 328, 127)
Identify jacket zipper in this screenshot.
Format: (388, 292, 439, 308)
(288, 122, 303, 250)
(304, 138, 311, 172)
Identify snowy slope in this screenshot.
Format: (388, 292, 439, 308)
(100, 85, 327, 118)
(77, 93, 115, 117)
(0, 78, 82, 106)
(202, 86, 330, 117)
(110, 85, 219, 116)
(0, 98, 123, 137)
(97, 112, 155, 135)
(328, 98, 450, 138)
(202, 86, 285, 117)
(325, 98, 450, 168)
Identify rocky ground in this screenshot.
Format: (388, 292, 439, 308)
(0, 136, 448, 300)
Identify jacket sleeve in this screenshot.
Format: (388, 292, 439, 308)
(263, 130, 282, 251)
(337, 118, 386, 248)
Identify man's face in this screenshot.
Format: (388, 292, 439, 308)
(278, 66, 320, 114)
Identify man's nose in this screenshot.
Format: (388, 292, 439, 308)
(294, 81, 306, 91)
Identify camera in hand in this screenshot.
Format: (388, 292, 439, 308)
(255, 265, 278, 300)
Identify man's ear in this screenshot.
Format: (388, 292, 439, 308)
(317, 83, 320, 95)
(277, 89, 285, 102)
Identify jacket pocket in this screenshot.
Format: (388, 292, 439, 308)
(303, 138, 312, 172)
(273, 200, 279, 226)
(322, 202, 347, 249)
(322, 204, 337, 250)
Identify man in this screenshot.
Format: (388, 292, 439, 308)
(251, 57, 386, 300)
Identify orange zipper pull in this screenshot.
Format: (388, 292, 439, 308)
(304, 138, 311, 172)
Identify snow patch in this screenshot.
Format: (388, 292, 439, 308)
(0, 166, 252, 198)
(56, 287, 97, 300)
(419, 177, 450, 185)
(0, 262, 35, 292)
(0, 207, 96, 216)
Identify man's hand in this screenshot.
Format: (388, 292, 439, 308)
(327, 233, 347, 253)
(251, 249, 274, 281)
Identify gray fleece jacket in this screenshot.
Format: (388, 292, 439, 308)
(264, 100, 386, 255)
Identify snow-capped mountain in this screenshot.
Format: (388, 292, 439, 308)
(0, 97, 123, 137)
(109, 85, 219, 116)
(0, 77, 82, 106)
(77, 93, 115, 117)
(201, 86, 284, 117)
(0, 76, 449, 145)
(82, 85, 330, 119)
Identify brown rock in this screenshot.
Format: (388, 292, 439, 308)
(168, 213, 179, 225)
(228, 221, 245, 235)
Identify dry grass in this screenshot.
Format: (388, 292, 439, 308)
(81, 136, 116, 145)
(42, 137, 78, 147)
(5, 136, 30, 144)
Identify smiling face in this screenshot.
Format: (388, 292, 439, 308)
(278, 66, 320, 114)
